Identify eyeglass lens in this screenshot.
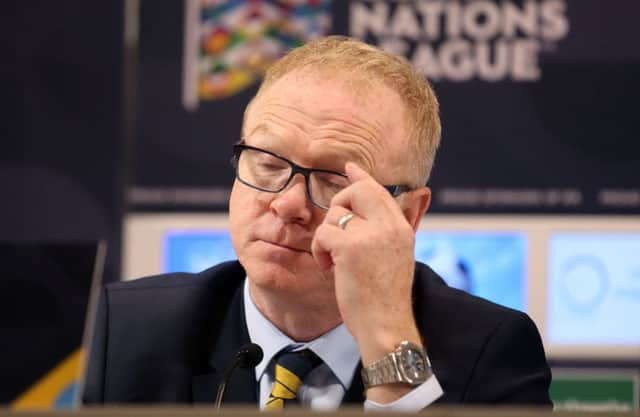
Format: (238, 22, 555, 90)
(236, 147, 349, 208)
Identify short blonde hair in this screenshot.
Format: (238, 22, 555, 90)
(246, 36, 441, 186)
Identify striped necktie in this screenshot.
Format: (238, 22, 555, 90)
(264, 349, 322, 410)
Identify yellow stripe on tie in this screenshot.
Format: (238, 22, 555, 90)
(273, 364, 303, 398)
(264, 397, 284, 410)
(12, 348, 84, 410)
(264, 364, 305, 410)
(264, 349, 321, 411)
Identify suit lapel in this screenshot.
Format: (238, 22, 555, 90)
(192, 280, 258, 405)
(342, 362, 365, 404)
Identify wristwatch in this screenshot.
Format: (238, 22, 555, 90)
(361, 341, 432, 389)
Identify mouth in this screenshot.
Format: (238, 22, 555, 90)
(260, 240, 309, 254)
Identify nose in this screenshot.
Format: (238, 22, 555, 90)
(269, 174, 313, 224)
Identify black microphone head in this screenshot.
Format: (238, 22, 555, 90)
(236, 343, 263, 368)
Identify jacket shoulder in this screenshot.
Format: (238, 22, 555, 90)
(413, 262, 551, 405)
(107, 260, 245, 292)
(83, 260, 247, 403)
(100, 260, 247, 333)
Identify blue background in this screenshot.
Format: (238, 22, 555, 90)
(164, 229, 527, 312)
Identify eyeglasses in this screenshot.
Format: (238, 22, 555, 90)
(231, 144, 413, 210)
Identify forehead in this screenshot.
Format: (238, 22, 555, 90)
(243, 70, 409, 176)
(250, 70, 393, 122)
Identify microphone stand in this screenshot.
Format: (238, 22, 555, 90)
(215, 343, 263, 411)
(214, 357, 240, 410)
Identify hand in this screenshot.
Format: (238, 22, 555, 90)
(311, 162, 425, 366)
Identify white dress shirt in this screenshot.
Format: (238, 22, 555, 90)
(243, 279, 443, 411)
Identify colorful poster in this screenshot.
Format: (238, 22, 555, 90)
(130, 1, 640, 214)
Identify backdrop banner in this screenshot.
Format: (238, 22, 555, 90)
(130, 0, 640, 214)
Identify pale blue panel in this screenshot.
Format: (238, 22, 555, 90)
(163, 230, 236, 273)
(415, 232, 527, 312)
(548, 233, 640, 345)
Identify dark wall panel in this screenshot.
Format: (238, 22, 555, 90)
(0, 0, 124, 282)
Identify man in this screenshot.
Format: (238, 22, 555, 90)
(83, 36, 551, 410)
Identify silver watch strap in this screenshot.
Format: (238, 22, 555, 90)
(361, 352, 401, 387)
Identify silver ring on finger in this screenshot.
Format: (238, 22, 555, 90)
(337, 212, 355, 230)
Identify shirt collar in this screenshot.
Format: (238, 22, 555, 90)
(243, 279, 360, 389)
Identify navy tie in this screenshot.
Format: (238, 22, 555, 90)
(264, 349, 322, 410)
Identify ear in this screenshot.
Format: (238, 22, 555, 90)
(401, 187, 431, 232)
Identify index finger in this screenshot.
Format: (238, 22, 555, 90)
(329, 162, 405, 220)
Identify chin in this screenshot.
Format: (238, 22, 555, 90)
(240, 254, 333, 295)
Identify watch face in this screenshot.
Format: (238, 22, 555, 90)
(399, 347, 428, 383)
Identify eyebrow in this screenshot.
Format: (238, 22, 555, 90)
(244, 123, 278, 141)
(243, 123, 355, 174)
(242, 124, 297, 162)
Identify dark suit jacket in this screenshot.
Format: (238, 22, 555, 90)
(83, 261, 551, 406)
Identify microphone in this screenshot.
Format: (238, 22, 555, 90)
(215, 342, 264, 410)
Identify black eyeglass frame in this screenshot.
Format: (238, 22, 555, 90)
(231, 144, 414, 210)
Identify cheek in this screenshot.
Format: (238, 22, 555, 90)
(229, 183, 250, 229)
(228, 182, 270, 245)
(229, 181, 273, 212)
